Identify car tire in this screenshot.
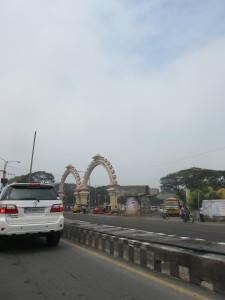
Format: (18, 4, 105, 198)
(46, 232, 61, 247)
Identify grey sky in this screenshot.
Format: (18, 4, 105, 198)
(1, 0, 225, 188)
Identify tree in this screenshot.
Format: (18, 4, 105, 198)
(8, 171, 55, 184)
(186, 186, 224, 209)
(160, 167, 225, 203)
(216, 188, 225, 198)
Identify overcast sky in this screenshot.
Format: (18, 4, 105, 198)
(1, 0, 225, 189)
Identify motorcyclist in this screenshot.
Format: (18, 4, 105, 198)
(183, 205, 190, 221)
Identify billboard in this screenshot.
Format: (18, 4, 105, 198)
(202, 200, 225, 218)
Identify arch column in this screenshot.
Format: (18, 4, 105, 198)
(74, 192, 81, 205)
(58, 192, 64, 201)
(76, 190, 89, 206)
(108, 188, 118, 211)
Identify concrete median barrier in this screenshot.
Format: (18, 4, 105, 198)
(63, 221, 225, 296)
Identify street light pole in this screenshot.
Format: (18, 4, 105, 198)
(0, 158, 20, 187)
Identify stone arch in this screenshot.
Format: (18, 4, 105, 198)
(58, 164, 82, 204)
(59, 154, 119, 210)
(81, 154, 118, 189)
(79, 154, 119, 210)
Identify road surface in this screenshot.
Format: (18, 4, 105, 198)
(64, 212, 225, 243)
(0, 236, 223, 300)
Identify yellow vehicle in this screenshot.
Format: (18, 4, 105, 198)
(72, 205, 81, 213)
(164, 198, 181, 216)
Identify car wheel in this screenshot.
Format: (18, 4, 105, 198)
(46, 232, 61, 247)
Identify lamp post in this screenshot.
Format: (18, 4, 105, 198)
(0, 158, 20, 187)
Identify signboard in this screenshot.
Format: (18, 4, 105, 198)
(202, 200, 225, 218)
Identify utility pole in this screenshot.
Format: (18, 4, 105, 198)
(29, 131, 36, 183)
(198, 191, 200, 211)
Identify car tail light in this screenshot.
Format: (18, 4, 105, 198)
(50, 204, 63, 213)
(0, 205, 18, 214)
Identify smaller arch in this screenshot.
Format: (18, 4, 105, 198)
(58, 164, 83, 197)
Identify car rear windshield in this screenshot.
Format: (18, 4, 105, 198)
(0, 185, 59, 200)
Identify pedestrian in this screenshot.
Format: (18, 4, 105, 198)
(199, 206, 204, 222)
(159, 207, 164, 218)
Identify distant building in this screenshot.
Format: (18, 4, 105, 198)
(114, 185, 160, 214)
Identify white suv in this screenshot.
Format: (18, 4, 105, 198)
(0, 183, 64, 246)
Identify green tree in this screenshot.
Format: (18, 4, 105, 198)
(8, 171, 55, 184)
(216, 188, 225, 198)
(160, 167, 225, 203)
(187, 186, 223, 209)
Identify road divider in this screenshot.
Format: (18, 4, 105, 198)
(63, 219, 225, 296)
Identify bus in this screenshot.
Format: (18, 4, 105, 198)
(164, 198, 181, 216)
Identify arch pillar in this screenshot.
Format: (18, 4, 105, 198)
(108, 188, 118, 211)
(76, 190, 89, 206)
(74, 192, 81, 205)
(58, 192, 64, 201)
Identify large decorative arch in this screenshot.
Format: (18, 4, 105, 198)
(81, 154, 118, 189)
(59, 154, 119, 210)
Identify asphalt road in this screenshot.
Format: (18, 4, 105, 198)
(64, 212, 225, 243)
(0, 236, 223, 300)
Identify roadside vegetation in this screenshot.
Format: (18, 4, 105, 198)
(160, 167, 225, 209)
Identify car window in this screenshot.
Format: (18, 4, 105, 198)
(1, 186, 59, 200)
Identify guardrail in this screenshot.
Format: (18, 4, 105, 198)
(63, 220, 225, 296)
